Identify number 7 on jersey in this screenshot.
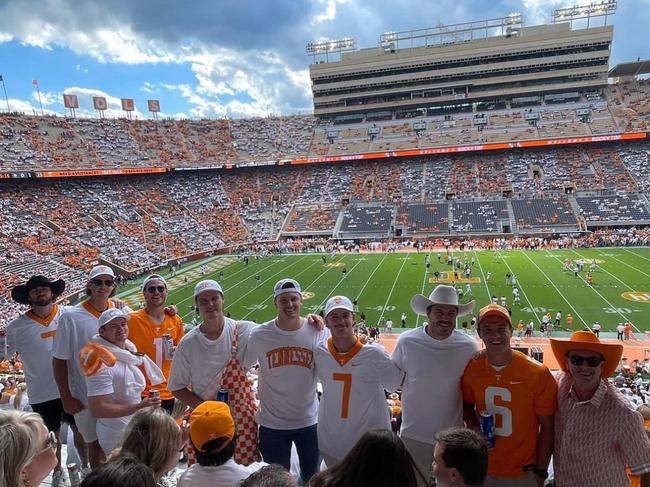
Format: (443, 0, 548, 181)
(333, 373, 352, 419)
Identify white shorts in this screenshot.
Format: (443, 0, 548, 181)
(74, 408, 98, 443)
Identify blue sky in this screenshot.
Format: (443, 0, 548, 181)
(0, 0, 648, 119)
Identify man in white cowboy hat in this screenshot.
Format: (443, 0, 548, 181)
(462, 304, 556, 487)
(550, 331, 650, 486)
(313, 295, 404, 468)
(392, 284, 478, 486)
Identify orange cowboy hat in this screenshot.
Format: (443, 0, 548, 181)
(550, 331, 623, 378)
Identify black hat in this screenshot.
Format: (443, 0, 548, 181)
(11, 275, 66, 305)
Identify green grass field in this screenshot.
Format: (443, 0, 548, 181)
(116, 247, 650, 334)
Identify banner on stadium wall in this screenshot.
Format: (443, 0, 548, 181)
(63, 94, 79, 109)
(36, 167, 168, 178)
(93, 96, 108, 110)
(290, 132, 648, 165)
(121, 98, 135, 111)
(147, 99, 160, 112)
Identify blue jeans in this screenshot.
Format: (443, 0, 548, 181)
(259, 424, 319, 483)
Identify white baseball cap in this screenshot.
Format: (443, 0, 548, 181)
(142, 274, 168, 291)
(194, 280, 223, 298)
(273, 278, 301, 297)
(325, 295, 354, 316)
(98, 308, 129, 328)
(88, 265, 115, 280)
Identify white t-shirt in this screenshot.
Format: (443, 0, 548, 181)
(86, 338, 145, 454)
(315, 339, 403, 460)
(392, 327, 478, 444)
(6, 304, 65, 404)
(177, 459, 267, 487)
(243, 318, 328, 429)
(168, 318, 254, 400)
(8, 393, 30, 411)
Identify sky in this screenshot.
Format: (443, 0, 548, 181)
(0, 0, 648, 120)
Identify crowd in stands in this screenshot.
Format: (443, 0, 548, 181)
(2, 83, 650, 173)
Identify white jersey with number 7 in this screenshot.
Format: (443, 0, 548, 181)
(314, 338, 404, 461)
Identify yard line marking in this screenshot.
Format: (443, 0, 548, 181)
(556, 250, 643, 333)
(622, 247, 650, 264)
(610, 249, 650, 278)
(314, 255, 375, 309)
(377, 253, 411, 326)
(521, 251, 588, 328)
(415, 253, 432, 327)
(239, 254, 351, 320)
(497, 251, 541, 325)
(472, 250, 492, 302)
(177, 255, 314, 322)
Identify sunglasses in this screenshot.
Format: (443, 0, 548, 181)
(91, 279, 114, 287)
(568, 355, 604, 367)
(146, 286, 166, 293)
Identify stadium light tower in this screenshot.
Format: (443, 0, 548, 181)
(553, 1, 617, 28)
(306, 37, 356, 62)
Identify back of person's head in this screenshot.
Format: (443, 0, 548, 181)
(434, 428, 488, 487)
(118, 407, 180, 480)
(239, 464, 298, 487)
(637, 404, 650, 421)
(0, 410, 51, 487)
(80, 455, 156, 487)
(189, 401, 237, 467)
(309, 429, 423, 487)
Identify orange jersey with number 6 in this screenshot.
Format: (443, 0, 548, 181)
(462, 351, 557, 478)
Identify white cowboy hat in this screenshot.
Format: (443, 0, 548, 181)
(410, 284, 475, 317)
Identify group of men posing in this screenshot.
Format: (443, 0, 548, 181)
(5, 264, 650, 487)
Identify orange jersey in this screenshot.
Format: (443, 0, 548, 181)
(127, 309, 184, 400)
(462, 351, 557, 478)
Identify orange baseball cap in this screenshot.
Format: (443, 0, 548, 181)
(477, 303, 512, 326)
(189, 401, 236, 452)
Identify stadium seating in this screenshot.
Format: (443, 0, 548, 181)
(511, 198, 579, 230)
(451, 201, 510, 233)
(575, 194, 650, 224)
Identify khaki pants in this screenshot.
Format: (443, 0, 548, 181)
(401, 436, 434, 487)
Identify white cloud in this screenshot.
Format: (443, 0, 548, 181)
(311, 0, 351, 25)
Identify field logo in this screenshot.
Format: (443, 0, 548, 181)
(301, 291, 315, 300)
(324, 262, 344, 268)
(621, 292, 650, 303)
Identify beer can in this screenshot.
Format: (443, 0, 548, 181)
(150, 389, 160, 400)
(67, 463, 81, 487)
(216, 388, 229, 404)
(162, 334, 174, 360)
(479, 410, 496, 449)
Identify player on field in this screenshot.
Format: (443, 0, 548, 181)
(52, 265, 131, 470)
(127, 275, 184, 414)
(243, 279, 327, 483)
(314, 295, 403, 467)
(512, 287, 520, 306)
(463, 304, 556, 486)
(392, 285, 478, 486)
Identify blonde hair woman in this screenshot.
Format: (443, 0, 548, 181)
(0, 410, 57, 487)
(115, 407, 184, 484)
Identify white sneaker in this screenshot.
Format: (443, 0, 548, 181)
(52, 470, 66, 487)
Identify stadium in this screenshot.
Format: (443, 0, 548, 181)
(1, 1, 650, 484)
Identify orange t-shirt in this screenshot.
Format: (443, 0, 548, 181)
(462, 351, 558, 478)
(128, 309, 184, 400)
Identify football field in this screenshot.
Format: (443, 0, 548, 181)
(116, 247, 650, 335)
